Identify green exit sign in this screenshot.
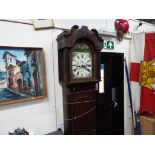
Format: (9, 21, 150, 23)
(103, 40, 114, 49)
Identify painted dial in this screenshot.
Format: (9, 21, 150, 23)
(72, 43, 92, 79)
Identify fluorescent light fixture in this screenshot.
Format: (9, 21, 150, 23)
(99, 28, 117, 37)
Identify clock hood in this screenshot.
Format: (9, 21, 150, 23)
(57, 25, 102, 51)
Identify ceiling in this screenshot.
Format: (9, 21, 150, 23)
(138, 19, 155, 24)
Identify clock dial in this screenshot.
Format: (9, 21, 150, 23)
(72, 43, 92, 79)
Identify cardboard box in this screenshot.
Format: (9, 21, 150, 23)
(139, 115, 155, 135)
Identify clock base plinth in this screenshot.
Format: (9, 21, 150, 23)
(65, 109, 96, 135)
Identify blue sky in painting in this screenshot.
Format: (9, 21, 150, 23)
(0, 48, 27, 71)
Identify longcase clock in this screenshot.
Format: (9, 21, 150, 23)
(57, 25, 102, 135)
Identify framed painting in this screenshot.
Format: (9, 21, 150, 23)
(0, 46, 47, 106)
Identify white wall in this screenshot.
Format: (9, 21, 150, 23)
(0, 19, 154, 135)
(0, 21, 57, 134)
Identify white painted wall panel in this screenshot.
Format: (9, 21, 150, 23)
(106, 19, 115, 30)
(52, 29, 64, 130)
(53, 19, 107, 30)
(0, 21, 57, 134)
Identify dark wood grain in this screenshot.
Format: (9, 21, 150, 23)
(57, 25, 102, 135)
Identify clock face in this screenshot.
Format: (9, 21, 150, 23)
(72, 43, 92, 79)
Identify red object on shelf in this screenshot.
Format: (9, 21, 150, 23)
(115, 19, 129, 40)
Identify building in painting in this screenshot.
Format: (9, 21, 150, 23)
(3, 51, 23, 92)
(19, 61, 31, 94)
(2, 50, 44, 96)
(23, 50, 44, 96)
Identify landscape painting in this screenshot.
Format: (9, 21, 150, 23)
(0, 47, 46, 105)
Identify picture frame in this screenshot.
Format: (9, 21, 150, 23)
(0, 46, 47, 106)
(32, 19, 54, 30)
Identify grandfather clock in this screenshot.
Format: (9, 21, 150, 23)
(57, 25, 102, 135)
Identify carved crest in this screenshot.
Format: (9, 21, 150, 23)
(57, 25, 102, 51)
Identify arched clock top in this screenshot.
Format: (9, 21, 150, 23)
(57, 25, 102, 51)
(57, 25, 102, 84)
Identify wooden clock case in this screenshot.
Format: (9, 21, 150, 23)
(57, 25, 102, 135)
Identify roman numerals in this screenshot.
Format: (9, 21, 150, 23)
(72, 52, 92, 79)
